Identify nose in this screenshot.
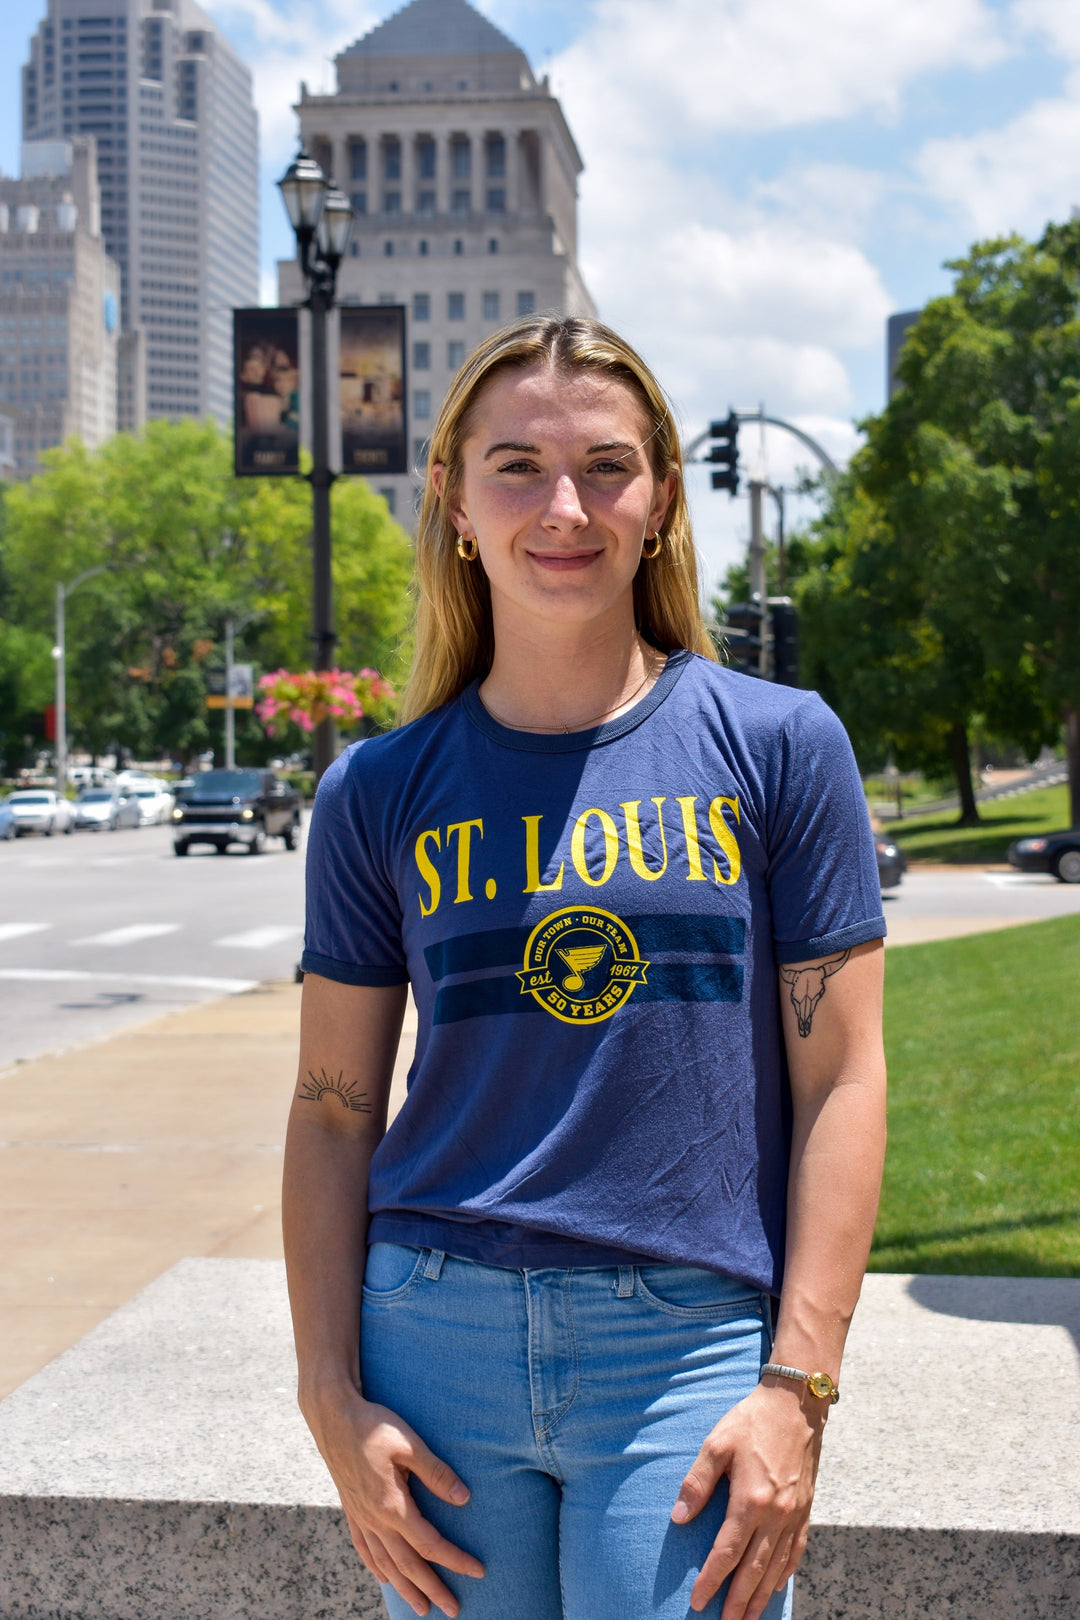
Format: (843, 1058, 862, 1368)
(542, 472, 587, 534)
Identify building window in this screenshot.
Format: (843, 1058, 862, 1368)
(517, 290, 535, 316)
(418, 238, 429, 256)
(383, 137, 401, 181)
(413, 341, 430, 370)
(349, 139, 367, 180)
(379, 486, 396, 515)
(485, 134, 506, 178)
(453, 238, 464, 256)
(451, 136, 470, 179)
(384, 240, 394, 256)
(413, 437, 430, 469)
(413, 292, 430, 321)
(452, 188, 470, 216)
(448, 292, 465, 320)
(486, 188, 505, 213)
(350, 191, 367, 215)
(416, 136, 436, 180)
(414, 389, 431, 419)
(384, 191, 401, 216)
(349, 239, 359, 257)
(482, 291, 500, 321)
(417, 189, 435, 217)
(487, 237, 499, 254)
(447, 340, 465, 370)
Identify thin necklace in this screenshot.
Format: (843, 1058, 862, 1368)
(478, 652, 665, 734)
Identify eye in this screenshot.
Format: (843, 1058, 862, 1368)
(589, 458, 631, 475)
(496, 458, 538, 474)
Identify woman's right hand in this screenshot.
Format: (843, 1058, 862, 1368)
(301, 1381, 486, 1618)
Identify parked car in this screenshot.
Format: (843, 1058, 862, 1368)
(5, 790, 75, 837)
(127, 781, 175, 825)
(1007, 828, 1080, 884)
(171, 767, 302, 856)
(72, 787, 142, 832)
(0, 801, 16, 840)
(875, 837, 906, 890)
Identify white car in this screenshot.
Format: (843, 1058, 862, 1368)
(5, 790, 75, 837)
(127, 781, 176, 825)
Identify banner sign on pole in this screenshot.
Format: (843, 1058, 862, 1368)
(339, 306, 407, 476)
(205, 665, 255, 710)
(233, 308, 300, 477)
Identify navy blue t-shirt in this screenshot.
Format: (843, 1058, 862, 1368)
(301, 651, 885, 1294)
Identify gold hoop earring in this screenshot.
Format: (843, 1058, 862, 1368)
(642, 530, 663, 560)
(456, 533, 479, 562)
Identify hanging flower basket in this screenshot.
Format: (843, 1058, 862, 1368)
(256, 668, 395, 735)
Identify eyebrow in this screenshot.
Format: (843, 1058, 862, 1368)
(481, 439, 639, 460)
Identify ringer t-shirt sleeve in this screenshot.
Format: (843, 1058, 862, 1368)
(766, 694, 886, 964)
(300, 744, 408, 986)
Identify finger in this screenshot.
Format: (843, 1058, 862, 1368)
(383, 1526, 466, 1618)
(672, 1437, 733, 1525)
(345, 1515, 389, 1584)
(776, 1519, 810, 1586)
(743, 1532, 795, 1620)
(408, 1437, 472, 1508)
(367, 1530, 433, 1615)
(396, 1494, 486, 1579)
(712, 1527, 776, 1620)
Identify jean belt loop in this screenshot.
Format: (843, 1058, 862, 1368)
(616, 1265, 635, 1299)
(423, 1248, 446, 1281)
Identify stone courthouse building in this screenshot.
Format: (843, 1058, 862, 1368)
(281, 0, 595, 519)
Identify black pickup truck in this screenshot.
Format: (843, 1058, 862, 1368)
(172, 767, 302, 856)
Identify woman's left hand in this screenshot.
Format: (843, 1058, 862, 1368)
(670, 1381, 827, 1618)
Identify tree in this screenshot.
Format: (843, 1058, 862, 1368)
(0, 422, 413, 769)
(796, 220, 1080, 824)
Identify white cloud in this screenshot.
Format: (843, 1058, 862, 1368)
(753, 163, 888, 244)
(1011, 0, 1080, 62)
(916, 89, 1080, 238)
(550, 0, 1006, 143)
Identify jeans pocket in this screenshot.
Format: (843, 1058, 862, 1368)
(362, 1242, 427, 1302)
(635, 1264, 763, 1320)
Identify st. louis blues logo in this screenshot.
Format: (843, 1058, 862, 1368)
(516, 907, 649, 1025)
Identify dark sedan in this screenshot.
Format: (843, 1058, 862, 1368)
(171, 767, 302, 856)
(1007, 829, 1080, 884)
(875, 837, 906, 890)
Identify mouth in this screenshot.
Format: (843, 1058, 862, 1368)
(526, 548, 603, 572)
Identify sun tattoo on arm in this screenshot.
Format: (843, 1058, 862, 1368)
(779, 950, 851, 1038)
(299, 1068, 374, 1112)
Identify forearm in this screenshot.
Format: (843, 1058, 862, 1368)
(771, 1061, 886, 1378)
(282, 1112, 379, 1404)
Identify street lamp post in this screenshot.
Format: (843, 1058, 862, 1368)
(277, 150, 354, 784)
(223, 609, 262, 771)
(53, 564, 109, 789)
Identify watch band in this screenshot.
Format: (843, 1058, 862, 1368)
(760, 1362, 840, 1404)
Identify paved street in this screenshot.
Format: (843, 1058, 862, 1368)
(0, 820, 307, 1068)
(4, 817, 1080, 1070)
(882, 866, 1080, 945)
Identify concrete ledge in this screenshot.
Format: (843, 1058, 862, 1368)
(1, 1261, 1078, 1618)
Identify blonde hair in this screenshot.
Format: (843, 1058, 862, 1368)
(399, 315, 715, 724)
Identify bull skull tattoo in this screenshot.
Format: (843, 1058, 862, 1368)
(779, 949, 851, 1037)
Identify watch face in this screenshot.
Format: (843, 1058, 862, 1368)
(807, 1371, 836, 1401)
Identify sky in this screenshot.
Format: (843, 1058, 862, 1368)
(5, 0, 1080, 591)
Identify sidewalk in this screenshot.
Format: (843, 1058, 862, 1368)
(0, 981, 414, 1399)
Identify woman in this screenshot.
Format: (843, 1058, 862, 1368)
(283, 317, 886, 1620)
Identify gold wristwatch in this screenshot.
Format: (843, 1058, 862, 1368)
(760, 1362, 840, 1404)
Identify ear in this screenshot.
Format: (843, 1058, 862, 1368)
(648, 471, 677, 536)
(432, 462, 470, 535)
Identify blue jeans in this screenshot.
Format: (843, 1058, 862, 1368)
(360, 1243, 794, 1620)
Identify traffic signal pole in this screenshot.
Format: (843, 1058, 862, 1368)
(748, 481, 769, 677)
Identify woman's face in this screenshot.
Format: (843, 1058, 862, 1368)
(441, 362, 673, 635)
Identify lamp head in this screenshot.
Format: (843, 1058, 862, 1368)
(277, 149, 327, 237)
(318, 185, 354, 266)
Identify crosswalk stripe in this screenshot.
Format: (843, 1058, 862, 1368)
(213, 925, 301, 950)
(0, 968, 256, 993)
(72, 923, 181, 947)
(0, 923, 51, 944)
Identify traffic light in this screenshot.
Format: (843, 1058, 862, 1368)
(769, 599, 799, 686)
(707, 412, 739, 496)
(722, 602, 763, 676)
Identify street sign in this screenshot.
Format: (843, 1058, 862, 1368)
(206, 664, 255, 710)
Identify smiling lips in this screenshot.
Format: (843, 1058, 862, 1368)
(527, 548, 604, 571)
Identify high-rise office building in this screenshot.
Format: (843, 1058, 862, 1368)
(0, 137, 121, 475)
(22, 0, 258, 429)
(281, 0, 595, 518)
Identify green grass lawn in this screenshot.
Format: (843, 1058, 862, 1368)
(880, 784, 1071, 864)
(870, 913, 1080, 1275)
